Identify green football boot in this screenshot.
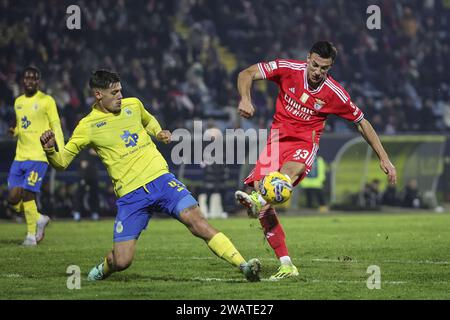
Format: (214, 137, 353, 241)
(269, 264, 299, 281)
(235, 191, 263, 218)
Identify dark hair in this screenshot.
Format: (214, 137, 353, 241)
(23, 66, 41, 79)
(310, 41, 338, 62)
(89, 70, 120, 89)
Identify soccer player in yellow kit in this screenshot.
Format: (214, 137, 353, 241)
(7, 67, 64, 246)
(40, 70, 261, 282)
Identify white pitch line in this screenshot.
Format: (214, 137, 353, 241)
(311, 258, 450, 265)
(191, 277, 414, 285)
(311, 279, 408, 285)
(164, 256, 450, 265)
(164, 256, 278, 262)
(0, 274, 21, 278)
(191, 277, 289, 283)
(190, 278, 449, 285)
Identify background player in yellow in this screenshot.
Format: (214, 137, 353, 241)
(40, 70, 261, 282)
(7, 66, 64, 246)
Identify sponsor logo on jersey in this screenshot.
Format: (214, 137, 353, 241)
(95, 121, 107, 128)
(289, 87, 296, 94)
(120, 130, 139, 147)
(283, 93, 317, 121)
(21, 116, 31, 129)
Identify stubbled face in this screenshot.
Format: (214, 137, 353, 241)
(95, 82, 123, 114)
(23, 70, 40, 96)
(306, 53, 333, 86)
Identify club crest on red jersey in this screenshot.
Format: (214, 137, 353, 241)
(313, 98, 325, 110)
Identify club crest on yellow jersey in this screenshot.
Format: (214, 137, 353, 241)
(21, 116, 31, 129)
(120, 130, 139, 147)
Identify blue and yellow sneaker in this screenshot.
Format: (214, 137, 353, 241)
(269, 264, 299, 281)
(240, 258, 261, 282)
(235, 191, 263, 218)
(87, 262, 107, 281)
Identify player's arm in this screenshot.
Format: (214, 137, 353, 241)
(333, 89, 396, 185)
(10, 99, 19, 136)
(356, 119, 397, 185)
(237, 64, 265, 119)
(8, 127, 18, 137)
(40, 121, 89, 170)
(46, 96, 65, 151)
(139, 99, 171, 144)
(40, 130, 76, 170)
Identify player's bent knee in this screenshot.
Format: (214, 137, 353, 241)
(7, 196, 20, 206)
(112, 240, 136, 271)
(112, 252, 134, 271)
(179, 205, 202, 225)
(8, 188, 22, 205)
(114, 259, 132, 271)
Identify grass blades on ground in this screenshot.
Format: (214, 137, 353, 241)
(0, 212, 449, 299)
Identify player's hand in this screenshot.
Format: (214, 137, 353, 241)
(238, 99, 255, 119)
(156, 130, 171, 144)
(8, 127, 15, 136)
(40, 130, 56, 149)
(380, 158, 397, 185)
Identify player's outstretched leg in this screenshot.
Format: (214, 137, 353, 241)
(180, 204, 261, 282)
(258, 207, 299, 281)
(88, 240, 135, 281)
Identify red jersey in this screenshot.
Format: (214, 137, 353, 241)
(257, 59, 364, 141)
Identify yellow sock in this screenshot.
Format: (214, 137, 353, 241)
(207, 232, 246, 267)
(12, 200, 23, 214)
(103, 257, 111, 275)
(23, 200, 39, 235)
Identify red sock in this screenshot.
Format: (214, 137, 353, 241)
(258, 207, 289, 258)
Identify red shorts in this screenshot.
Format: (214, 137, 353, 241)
(244, 129, 318, 187)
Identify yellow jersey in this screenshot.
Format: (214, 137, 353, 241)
(44, 97, 169, 197)
(13, 90, 64, 162)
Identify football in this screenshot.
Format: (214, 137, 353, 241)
(259, 171, 293, 204)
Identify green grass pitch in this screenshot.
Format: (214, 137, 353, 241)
(0, 212, 449, 299)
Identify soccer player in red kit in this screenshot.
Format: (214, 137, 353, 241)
(235, 41, 397, 280)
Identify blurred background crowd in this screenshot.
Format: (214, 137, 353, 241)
(1, 0, 449, 219)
